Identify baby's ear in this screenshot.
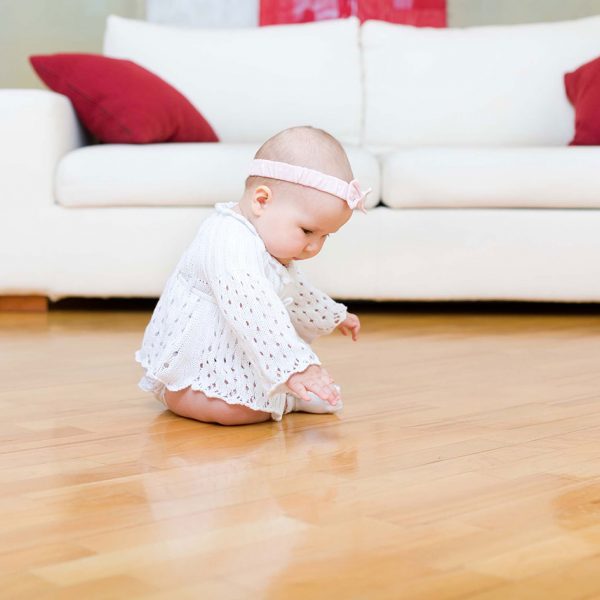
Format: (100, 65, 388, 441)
(252, 185, 272, 212)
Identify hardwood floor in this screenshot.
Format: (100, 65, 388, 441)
(2, 304, 600, 599)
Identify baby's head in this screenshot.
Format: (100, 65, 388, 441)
(239, 126, 357, 267)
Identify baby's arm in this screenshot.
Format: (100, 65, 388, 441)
(206, 242, 323, 399)
(287, 264, 348, 343)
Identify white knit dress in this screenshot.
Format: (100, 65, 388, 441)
(135, 201, 348, 420)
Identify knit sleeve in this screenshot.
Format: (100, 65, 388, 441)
(205, 231, 323, 399)
(287, 263, 348, 344)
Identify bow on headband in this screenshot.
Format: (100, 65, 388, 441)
(248, 159, 372, 214)
(346, 179, 371, 213)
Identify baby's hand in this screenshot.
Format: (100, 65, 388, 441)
(286, 364, 340, 406)
(337, 312, 360, 341)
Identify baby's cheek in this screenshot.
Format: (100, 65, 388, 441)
(272, 231, 292, 248)
(286, 231, 304, 250)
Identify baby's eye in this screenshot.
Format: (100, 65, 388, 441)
(302, 228, 330, 239)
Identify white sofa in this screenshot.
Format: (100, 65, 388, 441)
(3, 14, 600, 303)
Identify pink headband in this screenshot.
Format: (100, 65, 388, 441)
(248, 159, 371, 214)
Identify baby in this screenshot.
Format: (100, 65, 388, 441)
(134, 125, 368, 426)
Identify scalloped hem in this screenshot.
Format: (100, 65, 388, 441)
(137, 373, 288, 421)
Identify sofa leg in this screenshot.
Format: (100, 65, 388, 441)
(0, 295, 49, 312)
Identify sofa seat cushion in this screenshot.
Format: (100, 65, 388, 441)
(55, 143, 380, 208)
(382, 147, 600, 208)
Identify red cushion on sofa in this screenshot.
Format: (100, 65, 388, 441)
(29, 53, 219, 144)
(564, 55, 600, 146)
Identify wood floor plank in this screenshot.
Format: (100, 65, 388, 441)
(2, 306, 600, 597)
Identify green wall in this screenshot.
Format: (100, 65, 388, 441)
(0, 0, 144, 89)
(448, 0, 600, 26)
(2, 0, 600, 89)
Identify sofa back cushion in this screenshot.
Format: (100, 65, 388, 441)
(103, 15, 362, 144)
(362, 15, 600, 148)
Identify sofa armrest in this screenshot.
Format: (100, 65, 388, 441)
(0, 90, 85, 295)
(0, 89, 85, 210)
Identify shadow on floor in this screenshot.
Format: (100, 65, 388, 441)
(49, 297, 600, 315)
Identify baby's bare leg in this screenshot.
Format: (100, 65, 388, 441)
(163, 387, 271, 426)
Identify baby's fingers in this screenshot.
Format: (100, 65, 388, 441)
(287, 380, 311, 402)
(308, 382, 339, 406)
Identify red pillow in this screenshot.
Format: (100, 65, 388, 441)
(29, 53, 219, 144)
(564, 55, 600, 146)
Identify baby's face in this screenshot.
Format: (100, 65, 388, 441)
(256, 187, 352, 267)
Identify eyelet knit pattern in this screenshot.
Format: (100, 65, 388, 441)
(135, 201, 348, 420)
(286, 263, 348, 344)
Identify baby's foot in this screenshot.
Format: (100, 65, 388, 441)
(284, 384, 343, 415)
